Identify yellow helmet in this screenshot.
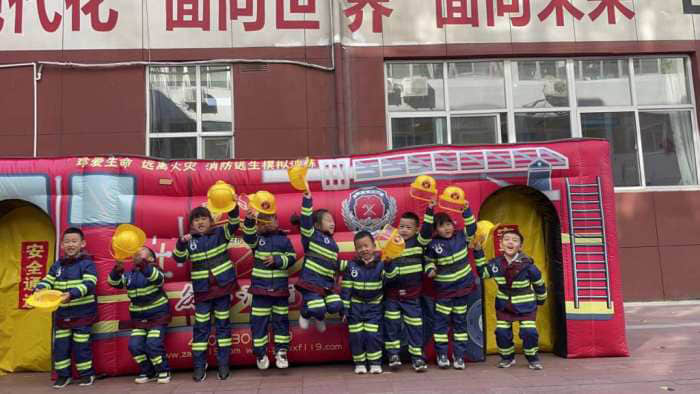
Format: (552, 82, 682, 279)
(248, 191, 277, 215)
(207, 180, 237, 214)
(288, 157, 311, 192)
(26, 289, 63, 312)
(111, 224, 146, 260)
(410, 175, 437, 202)
(378, 226, 405, 261)
(439, 186, 467, 212)
(475, 220, 498, 244)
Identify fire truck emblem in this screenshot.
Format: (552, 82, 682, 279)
(341, 187, 397, 232)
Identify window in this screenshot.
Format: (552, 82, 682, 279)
(148, 65, 233, 160)
(385, 56, 700, 189)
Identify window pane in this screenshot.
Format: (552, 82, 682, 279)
(386, 63, 445, 112)
(150, 138, 196, 159)
(451, 116, 498, 145)
(515, 112, 571, 142)
(201, 66, 233, 132)
(634, 58, 690, 106)
(203, 137, 232, 160)
(391, 117, 447, 148)
(149, 66, 197, 133)
(581, 112, 641, 187)
(512, 60, 569, 108)
(447, 61, 505, 110)
(640, 111, 697, 186)
(575, 59, 632, 107)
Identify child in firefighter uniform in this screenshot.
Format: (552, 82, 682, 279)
(34, 227, 98, 389)
(383, 209, 435, 372)
(108, 246, 172, 384)
(241, 193, 297, 370)
(340, 231, 391, 375)
(475, 229, 547, 370)
(293, 190, 344, 333)
(423, 203, 477, 370)
(173, 205, 240, 382)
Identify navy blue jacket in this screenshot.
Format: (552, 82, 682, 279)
(242, 217, 297, 297)
(384, 208, 433, 300)
(476, 251, 547, 314)
(173, 207, 240, 295)
(35, 254, 98, 322)
(340, 257, 386, 310)
(108, 262, 170, 323)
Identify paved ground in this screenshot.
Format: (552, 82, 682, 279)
(2, 301, 699, 393)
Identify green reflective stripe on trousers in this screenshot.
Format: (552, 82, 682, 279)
(274, 335, 290, 343)
(192, 342, 208, 351)
(272, 306, 289, 315)
(353, 354, 366, 362)
(520, 321, 537, 329)
(403, 316, 422, 326)
(499, 346, 515, 355)
(55, 329, 72, 339)
(76, 360, 92, 371)
(73, 333, 90, 343)
(218, 338, 232, 347)
(409, 346, 423, 356)
(435, 303, 452, 315)
(147, 330, 161, 338)
(366, 351, 382, 361)
(434, 333, 448, 343)
(496, 321, 512, 329)
(214, 310, 230, 320)
(384, 310, 401, 320)
(252, 307, 272, 316)
(453, 332, 468, 341)
(133, 354, 147, 363)
(254, 337, 269, 346)
(524, 347, 539, 356)
(54, 359, 71, 369)
(195, 312, 211, 323)
(385, 340, 400, 349)
(151, 355, 163, 365)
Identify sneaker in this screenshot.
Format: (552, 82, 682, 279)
(354, 364, 368, 374)
(78, 375, 95, 386)
(52, 376, 71, 389)
(498, 359, 516, 369)
(314, 318, 327, 333)
(157, 372, 171, 384)
(217, 363, 230, 380)
(134, 374, 156, 384)
(369, 365, 383, 374)
(256, 355, 270, 370)
(412, 358, 428, 372)
(193, 363, 207, 382)
(299, 315, 310, 330)
(388, 355, 401, 370)
(437, 354, 450, 369)
(275, 350, 289, 369)
(453, 357, 465, 370)
(528, 361, 543, 370)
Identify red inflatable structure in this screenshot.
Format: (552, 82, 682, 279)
(0, 139, 629, 376)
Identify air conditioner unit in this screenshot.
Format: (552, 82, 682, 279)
(401, 76, 429, 97)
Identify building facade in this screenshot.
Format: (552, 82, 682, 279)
(1, 0, 700, 300)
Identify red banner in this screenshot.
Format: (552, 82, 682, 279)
(492, 224, 520, 257)
(19, 241, 49, 309)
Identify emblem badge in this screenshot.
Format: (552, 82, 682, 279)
(341, 187, 397, 233)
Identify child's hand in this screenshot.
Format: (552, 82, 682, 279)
(464, 200, 470, 210)
(428, 199, 436, 209)
(263, 256, 275, 267)
(180, 233, 192, 242)
(427, 269, 436, 279)
(245, 209, 256, 220)
(114, 260, 125, 273)
(303, 190, 312, 198)
(471, 234, 485, 251)
(60, 293, 71, 304)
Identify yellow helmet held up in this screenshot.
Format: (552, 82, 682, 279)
(111, 224, 146, 260)
(439, 186, 467, 213)
(288, 157, 311, 192)
(475, 220, 498, 246)
(410, 175, 437, 202)
(26, 289, 63, 312)
(207, 180, 237, 214)
(378, 226, 405, 261)
(248, 191, 277, 215)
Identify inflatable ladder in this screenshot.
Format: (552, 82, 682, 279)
(565, 177, 614, 320)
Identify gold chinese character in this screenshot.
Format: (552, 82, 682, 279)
(26, 261, 43, 276)
(275, 161, 289, 169)
(206, 162, 219, 171)
(263, 160, 276, 170)
(23, 277, 40, 292)
(25, 243, 45, 259)
(119, 158, 133, 168)
(220, 161, 233, 171)
(234, 161, 246, 171)
(104, 157, 119, 167)
(183, 162, 197, 172)
(156, 162, 168, 171)
(89, 158, 104, 167)
(247, 161, 260, 170)
(76, 157, 90, 168)
(141, 160, 155, 171)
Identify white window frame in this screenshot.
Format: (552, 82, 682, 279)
(384, 56, 700, 192)
(146, 65, 235, 160)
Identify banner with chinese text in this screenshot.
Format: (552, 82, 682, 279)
(18, 241, 49, 309)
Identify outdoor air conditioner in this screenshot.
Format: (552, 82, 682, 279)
(401, 76, 429, 97)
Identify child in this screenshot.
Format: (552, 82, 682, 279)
(173, 205, 239, 382)
(340, 231, 387, 374)
(474, 229, 547, 370)
(108, 246, 172, 384)
(423, 202, 477, 370)
(383, 208, 434, 372)
(292, 190, 343, 332)
(34, 227, 98, 389)
(241, 201, 297, 370)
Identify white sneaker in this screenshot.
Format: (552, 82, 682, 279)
(354, 364, 367, 374)
(275, 350, 289, 369)
(256, 355, 270, 370)
(299, 315, 310, 330)
(134, 374, 156, 384)
(369, 365, 383, 374)
(314, 318, 327, 333)
(156, 372, 171, 384)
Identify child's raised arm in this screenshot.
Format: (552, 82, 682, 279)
(241, 211, 259, 249)
(462, 203, 477, 242)
(417, 204, 434, 247)
(299, 194, 315, 241)
(107, 261, 125, 289)
(222, 205, 241, 241)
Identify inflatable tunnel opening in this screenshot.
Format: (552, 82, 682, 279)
(478, 186, 567, 358)
(0, 199, 56, 374)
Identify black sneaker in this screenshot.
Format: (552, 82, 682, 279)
(193, 364, 207, 382)
(388, 355, 402, 370)
(412, 358, 428, 372)
(528, 360, 544, 370)
(78, 375, 95, 386)
(217, 363, 230, 380)
(52, 376, 71, 389)
(437, 354, 450, 369)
